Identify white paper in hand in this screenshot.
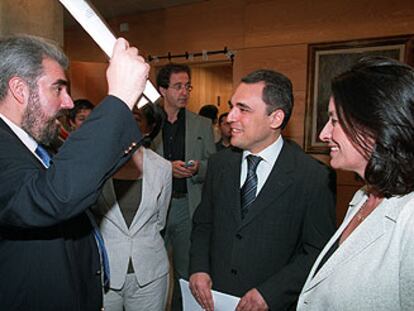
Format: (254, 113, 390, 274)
(58, 0, 160, 107)
(180, 279, 240, 311)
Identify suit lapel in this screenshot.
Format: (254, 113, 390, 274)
(185, 110, 190, 161)
(185, 110, 199, 162)
(0, 118, 47, 169)
(128, 149, 156, 235)
(240, 142, 295, 227)
(303, 194, 393, 292)
(100, 180, 130, 235)
(225, 150, 243, 225)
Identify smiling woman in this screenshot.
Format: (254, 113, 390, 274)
(297, 56, 414, 311)
(319, 97, 369, 179)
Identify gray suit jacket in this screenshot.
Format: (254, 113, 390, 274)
(297, 190, 414, 311)
(152, 110, 216, 217)
(93, 148, 172, 289)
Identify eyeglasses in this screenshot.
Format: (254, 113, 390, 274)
(168, 83, 193, 92)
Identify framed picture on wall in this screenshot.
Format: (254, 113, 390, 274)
(304, 35, 414, 154)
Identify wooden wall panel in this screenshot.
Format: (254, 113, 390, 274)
(161, 0, 245, 53)
(244, 0, 414, 47)
(69, 62, 107, 105)
(233, 45, 308, 91)
(188, 64, 233, 115)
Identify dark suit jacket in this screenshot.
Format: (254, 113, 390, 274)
(0, 96, 141, 311)
(190, 140, 336, 310)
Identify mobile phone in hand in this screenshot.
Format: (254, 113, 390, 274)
(184, 160, 195, 168)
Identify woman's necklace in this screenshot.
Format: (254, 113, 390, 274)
(355, 200, 369, 222)
(339, 194, 383, 245)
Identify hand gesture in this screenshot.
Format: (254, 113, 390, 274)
(106, 38, 150, 110)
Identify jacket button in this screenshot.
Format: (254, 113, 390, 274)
(235, 234, 242, 240)
(96, 270, 102, 276)
(231, 269, 237, 275)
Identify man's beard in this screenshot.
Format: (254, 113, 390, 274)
(21, 88, 60, 146)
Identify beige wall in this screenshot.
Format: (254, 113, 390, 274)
(64, 0, 414, 223)
(1, 0, 63, 45)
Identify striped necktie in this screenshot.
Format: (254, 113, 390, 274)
(241, 155, 262, 219)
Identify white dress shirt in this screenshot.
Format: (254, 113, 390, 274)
(240, 135, 284, 196)
(0, 112, 47, 167)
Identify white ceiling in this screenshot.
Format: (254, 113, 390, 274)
(64, 0, 207, 27)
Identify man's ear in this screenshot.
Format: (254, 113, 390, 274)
(269, 109, 285, 129)
(159, 86, 167, 97)
(8, 77, 29, 105)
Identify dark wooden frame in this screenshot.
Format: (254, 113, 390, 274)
(304, 35, 414, 154)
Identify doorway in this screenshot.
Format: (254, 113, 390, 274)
(187, 62, 233, 116)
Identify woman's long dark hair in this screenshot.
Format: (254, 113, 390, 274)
(331, 56, 414, 197)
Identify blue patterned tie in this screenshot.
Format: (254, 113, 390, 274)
(96, 229, 111, 289)
(35, 145, 51, 167)
(241, 155, 262, 219)
(86, 210, 111, 290)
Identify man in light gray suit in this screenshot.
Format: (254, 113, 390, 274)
(152, 63, 216, 310)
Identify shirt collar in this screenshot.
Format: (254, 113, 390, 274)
(0, 112, 38, 153)
(242, 135, 284, 166)
(162, 107, 186, 125)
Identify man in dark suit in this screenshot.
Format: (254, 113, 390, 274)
(0, 35, 149, 310)
(189, 69, 336, 310)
